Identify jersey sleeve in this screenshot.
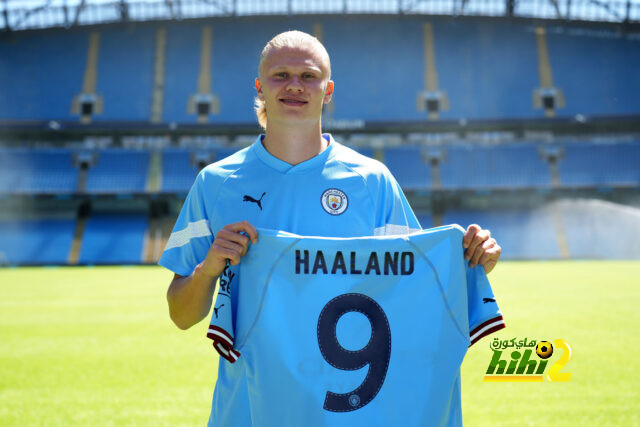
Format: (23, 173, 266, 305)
(466, 263, 506, 346)
(207, 264, 241, 363)
(158, 172, 215, 277)
(374, 167, 422, 235)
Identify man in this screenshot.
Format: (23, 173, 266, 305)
(160, 31, 501, 426)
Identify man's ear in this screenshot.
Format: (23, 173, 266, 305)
(324, 80, 334, 104)
(255, 78, 264, 99)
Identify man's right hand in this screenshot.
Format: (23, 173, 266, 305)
(197, 221, 259, 278)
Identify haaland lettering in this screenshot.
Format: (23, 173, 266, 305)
(295, 250, 415, 275)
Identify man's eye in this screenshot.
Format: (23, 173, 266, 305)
(276, 72, 288, 78)
(303, 73, 315, 79)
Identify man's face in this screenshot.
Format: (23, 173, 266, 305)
(256, 44, 333, 127)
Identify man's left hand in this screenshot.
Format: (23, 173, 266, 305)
(463, 224, 501, 274)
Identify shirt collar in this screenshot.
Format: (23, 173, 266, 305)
(252, 133, 336, 174)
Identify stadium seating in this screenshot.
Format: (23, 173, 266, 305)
(426, 19, 540, 120)
(97, 26, 156, 121)
(546, 31, 640, 117)
(557, 142, 640, 187)
(0, 218, 75, 264)
(1, 11, 638, 264)
(160, 147, 242, 192)
(0, 30, 87, 121)
(2, 16, 639, 123)
(439, 143, 551, 189)
(85, 149, 149, 193)
(161, 148, 198, 192)
(0, 148, 78, 194)
(384, 146, 432, 190)
(78, 213, 148, 264)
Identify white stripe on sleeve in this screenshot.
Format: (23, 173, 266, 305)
(470, 318, 506, 343)
(165, 219, 212, 250)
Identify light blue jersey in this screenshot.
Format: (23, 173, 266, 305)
(208, 226, 505, 426)
(158, 134, 421, 426)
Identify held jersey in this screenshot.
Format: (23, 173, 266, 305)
(158, 134, 421, 427)
(208, 225, 505, 426)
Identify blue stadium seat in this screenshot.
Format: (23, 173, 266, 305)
(440, 143, 551, 189)
(443, 209, 560, 259)
(2, 17, 639, 122)
(558, 142, 640, 187)
(98, 26, 156, 121)
(79, 213, 148, 264)
(86, 149, 149, 193)
(0, 31, 87, 120)
(0, 148, 78, 194)
(429, 19, 539, 120)
(546, 32, 640, 117)
(161, 148, 197, 192)
(0, 218, 75, 264)
(384, 146, 432, 190)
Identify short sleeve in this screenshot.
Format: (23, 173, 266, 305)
(466, 263, 506, 346)
(158, 173, 214, 277)
(207, 264, 241, 363)
(374, 168, 422, 236)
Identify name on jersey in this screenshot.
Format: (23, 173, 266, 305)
(295, 250, 414, 275)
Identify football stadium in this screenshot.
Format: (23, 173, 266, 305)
(0, 0, 639, 425)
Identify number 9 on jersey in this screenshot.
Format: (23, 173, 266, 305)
(317, 293, 391, 412)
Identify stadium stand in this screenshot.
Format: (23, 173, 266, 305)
(163, 23, 204, 123)
(78, 213, 148, 264)
(0, 148, 78, 194)
(85, 149, 150, 193)
(384, 146, 433, 190)
(1, 9, 638, 265)
(0, 30, 87, 121)
(159, 146, 240, 193)
(546, 30, 640, 117)
(0, 218, 76, 265)
(439, 143, 552, 189)
(557, 142, 640, 187)
(161, 148, 198, 193)
(428, 20, 540, 120)
(98, 26, 156, 121)
(2, 17, 639, 123)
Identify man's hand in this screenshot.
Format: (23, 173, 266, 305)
(462, 224, 501, 274)
(197, 221, 258, 278)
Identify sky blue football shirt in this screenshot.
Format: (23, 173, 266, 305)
(158, 134, 422, 426)
(208, 225, 505, 426)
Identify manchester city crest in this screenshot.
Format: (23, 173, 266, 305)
(321, 188, 348, 215)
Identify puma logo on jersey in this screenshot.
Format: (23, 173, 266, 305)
(214, 304, 225, 318)
(243, 192, 266, 210)
(483, 297, 496, 303)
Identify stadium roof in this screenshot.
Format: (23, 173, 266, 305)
(2, 0, 639, 31)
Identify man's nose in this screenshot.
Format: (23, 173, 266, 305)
(286, 76, 304, 92)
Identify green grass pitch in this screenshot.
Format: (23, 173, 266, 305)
(0, 262, 638, 426)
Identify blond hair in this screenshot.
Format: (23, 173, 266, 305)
(254, 30, 331, 130)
